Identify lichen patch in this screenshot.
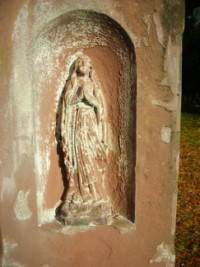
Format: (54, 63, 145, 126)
(150, 243, 175, 267)
(13, 190, 32, 221)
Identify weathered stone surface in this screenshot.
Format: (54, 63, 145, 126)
(0, 0, 184, 266)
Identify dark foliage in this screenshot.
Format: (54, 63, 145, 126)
(183, 16, 200, 96)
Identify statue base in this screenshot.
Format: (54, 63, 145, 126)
(56, 200, 113, 226)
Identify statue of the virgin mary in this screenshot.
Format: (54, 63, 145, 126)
(56, 54, 112, 225)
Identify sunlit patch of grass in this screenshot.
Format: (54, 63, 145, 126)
(175, 112, 200, 267)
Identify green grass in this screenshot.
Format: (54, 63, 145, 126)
(175, 112, 200, 267)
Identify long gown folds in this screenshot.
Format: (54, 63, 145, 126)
(61, 78, 107, 202)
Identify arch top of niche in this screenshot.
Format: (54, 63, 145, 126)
(31, 9, 137, 233)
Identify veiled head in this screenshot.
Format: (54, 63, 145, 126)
(75, 54, 92, 76)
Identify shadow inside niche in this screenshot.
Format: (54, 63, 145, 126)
(54, 114, 68, 216)
(54, 62, 76, 216)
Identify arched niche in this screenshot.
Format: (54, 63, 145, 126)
(30, 10, 136, 230)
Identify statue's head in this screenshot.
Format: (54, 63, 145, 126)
(75, 54, 92, 76)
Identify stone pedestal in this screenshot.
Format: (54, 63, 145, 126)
(56, 200, 112, 226)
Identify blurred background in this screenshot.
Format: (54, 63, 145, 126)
(182, 0, 200, 113)
(175, 1, 200, 266)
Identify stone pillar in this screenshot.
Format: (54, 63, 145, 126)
(0, 1, 184, 266)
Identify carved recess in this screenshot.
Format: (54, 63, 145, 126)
(31, 10, 136, 232)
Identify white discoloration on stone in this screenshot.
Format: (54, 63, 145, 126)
(151, 31, 182, 112)
(107, 123, 117, 151)
(161, 36, 180, 94)
(151, 97, 159, 106)
(3, 239, 18, 255)
(171, 192, 177, 236)
(153, 12, 165, 46)
(3, 261, 24, 267)
(32, 0, 117, 39)
(150, 95, 177, 111)
(34, 147, 51, 224)
(150, 243, 175, 267)
(159, 34, 182, 110)
(31, 12, 129, 88)
(11, 3, 33, 171)
(176, 150, 180, 175)
(142, 36, 149, 47)
(161, 127, 171, 144)
(2, 239, 19, 267)
(13, 190, 32, 220)
(132, 35, 141, 48)
(131, 35, 149, 48)
(143, 14, 151, 36)
(39, 207, 58, 225)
